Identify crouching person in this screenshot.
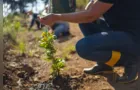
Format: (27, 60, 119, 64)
(49, 22, 70, 38)
(39, 0, 140, 84)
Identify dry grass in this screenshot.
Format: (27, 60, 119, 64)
(76, 0, 89, 9)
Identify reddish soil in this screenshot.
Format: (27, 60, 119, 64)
(3, 23, 140, 90)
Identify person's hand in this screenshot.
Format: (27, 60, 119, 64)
(38, 13, 57, 26)
(48, 29, 53, 34)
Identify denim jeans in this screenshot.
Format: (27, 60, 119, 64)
(29, 14, 41, 29)
(54, 22, 70, 38)
(76, 19, 140, 67)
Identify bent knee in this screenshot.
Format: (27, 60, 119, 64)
(76, 39, 90, 57)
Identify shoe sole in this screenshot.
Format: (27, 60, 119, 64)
(84, 70, 121, 82)
(117, 74, 139, 84)
(84, 70, 114, 75)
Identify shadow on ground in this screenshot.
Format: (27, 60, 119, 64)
(104, 61, 140, 90)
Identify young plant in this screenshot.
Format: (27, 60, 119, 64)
(66, 45, 76, 54)
(61, 45, 76, 61)
(3, 17, 21, 44)
(39, 31, 65, 78)
(18, 41, 26, 55)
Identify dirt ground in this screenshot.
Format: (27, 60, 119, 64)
(3, 23, 140, 90)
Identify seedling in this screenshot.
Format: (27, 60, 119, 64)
(39, 31, 65, 78)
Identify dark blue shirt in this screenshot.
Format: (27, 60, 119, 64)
(99, 0, 140, 33)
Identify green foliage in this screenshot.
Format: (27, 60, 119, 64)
(3, 15, 27, 56)
(3, 16, 21, 33)
(18, 41, 26, 55)
(39, 32, 56, 59)
(3, 16, 22, 44)
(14, 22, 21, 31)
(51, 57, 65, 77)
(67, 45, 76, 54)
(28, 50, 35, 57)
(39, 31, 65, 78)
(61, 45, 76, 60)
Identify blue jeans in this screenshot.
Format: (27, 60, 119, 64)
(29, 14, 41, 29)
(54, 22, 70, 38)
(76, 19, 140, 67)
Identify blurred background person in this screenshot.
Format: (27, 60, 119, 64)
(41, 3, 71, 39)
(27, 10, 41, 31)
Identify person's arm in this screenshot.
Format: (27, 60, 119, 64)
(39, 1, 113, 25)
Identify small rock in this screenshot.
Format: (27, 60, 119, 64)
(33, 77, 39, 82)
(9, 62, 18, 67)
(76, 57, 78, 60)
(17, 79, 23, 87)
(94, 75, 101, 79)
(34, 54, 40, 58)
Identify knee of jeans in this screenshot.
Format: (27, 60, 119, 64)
(76, 39, 88, 57)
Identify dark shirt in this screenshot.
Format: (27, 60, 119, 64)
(99, 0, 140, 34)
